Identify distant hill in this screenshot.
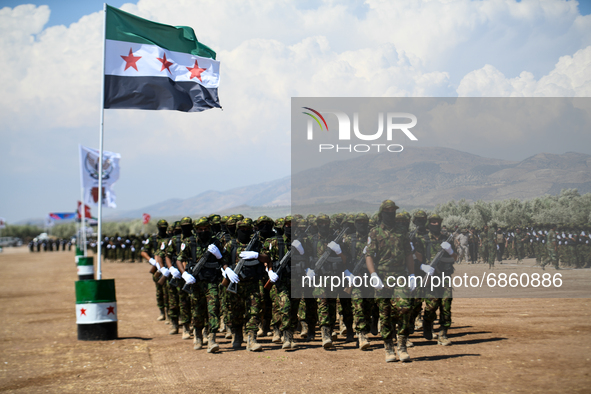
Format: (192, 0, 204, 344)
(39, 147, 588, 222)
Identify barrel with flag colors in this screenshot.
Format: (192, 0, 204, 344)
(77, 256, 94, 280)
(75, 279, 118, 340)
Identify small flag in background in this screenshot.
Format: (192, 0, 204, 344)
(104, 5, 220, 112)
(142, 213, 151, 225)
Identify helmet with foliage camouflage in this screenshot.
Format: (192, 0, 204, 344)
(428, 213, 443, 222)
(397, 211, 411, 221)
(413, 210, 427, 219)
(334, 213, 346, 223)
(306, 214, 316, 222)
(226, 216, 237, 226)
(180, 217, 192, 226)
(274, 217, 285, 228)
(221, 215, 229, 224)
(173, 221, 181, 231)
(344, 214, 356, 224)
(355, 213, 369, 222)
(370, 213, 379, 227)
(237, 218, 254, 228)
(208, 214, 221, 225)
(283, 215, 292, 226)
(194, 216, 210, 228)
(316, 213, 331, 224)
(378, 200, 399, 214)
(293, 217, 307, 228)
(157, 219, 169, 228)
(167, 225, 174, 233)
(233, 214, 245, 221)
(256, 215, 274, 225)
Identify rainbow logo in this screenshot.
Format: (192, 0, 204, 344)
(302, 107, 328, 131)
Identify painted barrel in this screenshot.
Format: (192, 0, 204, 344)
(75, 247, 84, 264)
(75, 279, 118, 341)
(77, 256, 94, 280)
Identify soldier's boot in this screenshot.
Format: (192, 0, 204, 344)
(358, 331, 370, 351)
(406, 337, 414, 348)
(257, 322, 265, 337)
(414, 314, 423, 330)
(423, 320, 433, 340)
(202, 326, 209, 345)
(207, 332, 219, 353)
(299, 321, 309, 339)
(438, 327, 452, 346)
(339, 314, 346, 336)
(272, 325, 282, 343)
(219, 316, 226, 333)
(247, 331, 263, 352)
(157, 308, 166, 321)
(193, 328, 203, 350)
(225, 325, 232, 340)
(282, 330, 295, 350)
(345, 323, 355, 343)
(321, 326, 333, 349)
(231, 327, 242, 350)
(331, 325, 338, 342)
(384, 338, 397, 363)
(169, 317, 179, 335)
(397, 335, 411, 362)
(181, 323, 192, 340)
(370, 316, 379, 336)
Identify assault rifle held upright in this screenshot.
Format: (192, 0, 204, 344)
(313, 228, 348, 273)
(412, 230, 458, 296)
(263, 249, 291, 290)
(221, 231, 260, 294)
(181, 236, 223, 294)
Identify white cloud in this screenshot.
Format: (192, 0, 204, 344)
(1, 0, 590, 221)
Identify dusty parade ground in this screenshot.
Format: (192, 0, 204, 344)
(1, 247, 591, 393)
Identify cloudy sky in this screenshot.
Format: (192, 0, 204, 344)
(1, 0, 590, 223)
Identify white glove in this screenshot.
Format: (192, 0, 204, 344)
(131, 247, 135, 252)
(306, 268, 315, 278)
(370, 272, 384, 290)
(327, 241, 342, 255)
(420, 264, 435, 276)
(239, 251, 259, 260)
(159, 267, 170, 277)
(267, 269, 279, 283)
(409, 274, 416, 292)
(182, 271, 196, 284)
(224, 267, 239, 284)
(149, 258, 158, 267)
(344, 269, 354, 283)
(169, 267, 181, 279)
(496, 244, 500, 250)
(291, 240, 304, 255)
(362, 246, 367, 254)
(220, 267, 227, 278)
(410, 242, 415, 251)
(106, 245, 111, 249)
(208, 244, 222, 259)
(440, 241, 453, 255)
(121, 244, 126, 249)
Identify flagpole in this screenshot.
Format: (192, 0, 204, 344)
(96, 3, 107, 281)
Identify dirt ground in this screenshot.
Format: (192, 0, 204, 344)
(1, 247, 591, 393)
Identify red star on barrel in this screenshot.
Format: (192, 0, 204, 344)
(157, 53, 174, 73)
(80, 308, 87, 316)
(106, 306, 115, 315)
(186, 60, 206, 81)
(121, 48, 142, 71)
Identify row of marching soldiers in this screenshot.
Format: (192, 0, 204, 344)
(140, 201, 457, 363)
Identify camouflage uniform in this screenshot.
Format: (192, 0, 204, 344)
(164, 222, 191, 328)
(222, 218, 265, 350)
(177, 217, 224, 336)
(366, 201, 414, 362)
(142, 221, 170, 314)
(543, 226, 559, 270)
(486, 226, 496, 269)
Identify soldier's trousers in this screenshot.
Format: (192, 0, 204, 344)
(352, 286, 374, 333)
(190, 281, 220, 332)
(375, 286, 413, 339)
(423, 285, 453, 328)
(227, 277, 261, 333)
(516, 243, 525, 261)
(298, 292, 318, 330)
(152, 273, 168, 310)
(167, 280, 180, 319)
(543, 248, 559, 269)
(270, 276, 300, 332)
(488, 245, 496, 267)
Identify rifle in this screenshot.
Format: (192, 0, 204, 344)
(344, 252, 365, 295)
(263, 250, 291, 290)
(222, 231, 260, 294)
(412, 230, 458, 296)
(313, 228, 348, 272)
(182, 238, 222, 294)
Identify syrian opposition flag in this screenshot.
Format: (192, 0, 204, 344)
(104, 5, 220, 112)
(75, 279, 118, 340)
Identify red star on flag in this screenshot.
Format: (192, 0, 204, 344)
(121, 48, 141, 71)
(106, 306, 115, 315)
(157, 53, 174, 73)
(186, 60, 206, 81)
(80, 308, 87, 316)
